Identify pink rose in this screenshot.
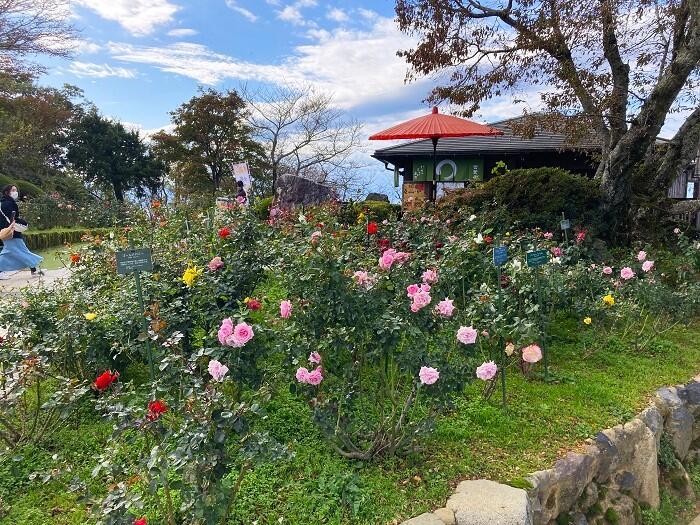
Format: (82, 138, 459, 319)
(217, 318, 234, 346)
(543, 232, 553, 240)
(208, 359, 229, 382)
(280, 300, 292, 319)
(311, 231, 322, 244)
(379, 252, 395, 271)
(236, 195, 246, 205)
(603, 266, 613, 275)
(208, 256, 224, 271)
(637, 250, 647, 262)
(422, 269, 438, 284)
(522, 344, 542, 363)
(476, 361, 498, 381)
(457, 326, 478, 345)
(418, 366, 439, 385)
(406, 284, 420, 297)
(308, 351, 321, 364)
(620, 267, 635, 280)
(231, 322, 254, 347)
(576, 231, 586, 243)
(353, 271, 375, 289)
(306, 366, 323, 385)
(435, 298, 455, 317)
(551, 246, 562, 257)
(410, 290, 432, 312)
(642, 260, 654, 272)
(295, 367, 310, 383)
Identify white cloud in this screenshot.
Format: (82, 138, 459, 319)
(106, 16, 425, 109)
(225, 1, 258, 22)
(276, 0, 317, 26)
(73, 0, 180, 36)
(75, 39, 102, 54)
(326, 8, 348, 23)
(167, 28, 198, 37)
(68, 61, 138, 79)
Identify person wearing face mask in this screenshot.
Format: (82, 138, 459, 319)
(0, 184, 43, 277)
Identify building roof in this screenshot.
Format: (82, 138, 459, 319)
(372, 115, 601, 158)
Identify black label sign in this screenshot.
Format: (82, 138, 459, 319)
(116, 248, 153, 275)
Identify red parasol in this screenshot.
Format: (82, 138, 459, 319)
(369, 107, 503, 199)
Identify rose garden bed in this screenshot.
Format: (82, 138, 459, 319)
(1, 203, 699, 525)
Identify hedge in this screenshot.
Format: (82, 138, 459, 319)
(20, 228, 111, 251)
(0, 174, 44, 198)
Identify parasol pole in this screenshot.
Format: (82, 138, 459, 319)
(431, 136, 439, 202)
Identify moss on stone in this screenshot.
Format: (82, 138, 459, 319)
(604, 507, 620, 525)
(555, 512, 572, 525)
(586, 502, 603, 519)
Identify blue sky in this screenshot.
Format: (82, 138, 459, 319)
(36, 0, 690, 198)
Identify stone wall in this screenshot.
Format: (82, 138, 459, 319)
(399, 375, 700, 525)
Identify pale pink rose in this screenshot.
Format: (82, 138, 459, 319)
(620, 267, 635, 280)
(394, 251, 411, 264)
(236, 195, 246, 205)
(476, 361, 498, 381)
(435, 298, 455, 317)
(208, 256, 224, 271)
(457, 326, 478, 345)
(551, 246, 562, 257)
(418, 366, 439, 385)
(306, 366, 323, 385)
(379, 252, 395, 270)
(637, 250, 647, 262)
(481, 330, 489, 338)
(353, 271, 375, 289)
(543, 232, 554, 240)
(231, 322, 254, 347)
(208, 359, 229, 382)
(410, 290, 432, 312)
(420, 283, 431, 293)
(217, 318, 234, 346)
(603, 266, 613, 275)
(308, 351, 321, 364)
(406, 284, 420, 297)
(522, 344, 542, 363)
(448, 235, 459, 243)
(311, 231, 322, 244)
(674, 228, 681, 234)
(642, 260, 654, 272)
(280, 300, 292, 319)
(422, 269, 438, 284)
(295, 367, 310, 383)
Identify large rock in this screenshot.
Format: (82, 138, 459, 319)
(655, 386, 694, 460)
(528, 452, 598, 523)
(447, 480, 532, 525)
(275, 175, 337, 208)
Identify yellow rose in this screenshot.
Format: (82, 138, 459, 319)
(504, 342, 515, 356)
(603, 294, 615, 306)
(357, 212, 366, 224)
(583, 317, 592, 325)
(84, 313, 97, 321)
(182, 266, 202, 287)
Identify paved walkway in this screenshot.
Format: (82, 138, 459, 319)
(690, 514, 700, 525)
(0, 268, 72, 292)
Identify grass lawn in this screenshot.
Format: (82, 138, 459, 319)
(1, 316, 699, 525)
(34, 243, 88, 270)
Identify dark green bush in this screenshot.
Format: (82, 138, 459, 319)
(252, 196, 273, 220)
(439, 167, 603, 233)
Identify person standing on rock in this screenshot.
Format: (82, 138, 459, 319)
(0, 185, 43, 277)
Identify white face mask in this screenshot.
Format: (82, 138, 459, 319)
(9, 191, 19, 200)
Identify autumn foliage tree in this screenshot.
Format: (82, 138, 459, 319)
(396, 0, 700, 232)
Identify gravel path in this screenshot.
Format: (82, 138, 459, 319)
(0, 268, 72, 292)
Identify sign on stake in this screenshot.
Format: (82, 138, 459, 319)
(527, 249, 550, 382)
(492, 240, 508, 407)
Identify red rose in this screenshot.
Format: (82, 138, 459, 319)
(147, 400, 168, 421)
(367, 222, 378, 235)
(378, 238, 391, 251)
(245, 298, 262, 311)
(134, 518, 147, 525)
(94, 370, 119, 391)
(484, 235, 494, 244)
(218, 227, 230, 238)
(434, 241, 444, 250)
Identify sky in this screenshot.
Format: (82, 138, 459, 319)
(36, 0, 691, 199)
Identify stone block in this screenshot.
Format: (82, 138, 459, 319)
(448, 480, 532, 525)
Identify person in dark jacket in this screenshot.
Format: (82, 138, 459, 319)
(0, 184, 43, 276)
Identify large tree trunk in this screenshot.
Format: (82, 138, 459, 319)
(112, 180, 124, 202)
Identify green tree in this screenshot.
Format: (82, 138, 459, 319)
(152, 88, 264, 194)
(66, 109, 164, 201)
(395, 0, 700, 232)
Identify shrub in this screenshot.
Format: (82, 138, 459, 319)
(251, 196, 273, 220)
(0, 174, 43, 198)
(439, 167, 603, 233)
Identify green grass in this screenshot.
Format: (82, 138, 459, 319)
(2, 319, 700, 525)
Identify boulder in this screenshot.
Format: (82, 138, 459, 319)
(433, 508, 455, 525)
(639, 406, 663, 450)
(447, 480, 532, 525)
(275, 175, 337, 209)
